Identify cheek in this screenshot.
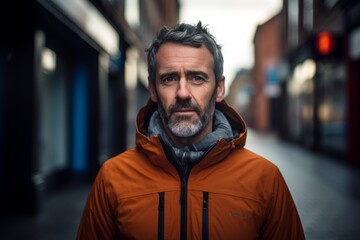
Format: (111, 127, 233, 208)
(157, 90, 174, 109)
(193, 88, 216, 107)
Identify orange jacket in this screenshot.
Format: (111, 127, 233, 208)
(77, 100, 305, 240)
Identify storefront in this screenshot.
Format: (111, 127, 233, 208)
(343, 0, 360, 166)
(284, 33, 347, 158)
(0, 0, 127, 214)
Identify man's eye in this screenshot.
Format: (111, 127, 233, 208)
(161, 76, 176, 85)
(191, 75, 205, 84)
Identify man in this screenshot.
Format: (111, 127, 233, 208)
(77, 22, 305, 239)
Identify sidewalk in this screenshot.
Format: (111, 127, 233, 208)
(1, 129, 360, 239)
(246, 129, 360, 240)
(0, 181, 92, 240)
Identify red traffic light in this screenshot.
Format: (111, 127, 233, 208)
(316, 32, 336, 55)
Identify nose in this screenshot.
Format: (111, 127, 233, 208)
(176, 78, 191, 100)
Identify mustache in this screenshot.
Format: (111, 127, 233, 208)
(168, 100, 201, 114)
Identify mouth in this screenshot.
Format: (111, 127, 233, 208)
(172, 108, 198, 116)
(174, 108, 195, 112)
(171, 109, 197, 119)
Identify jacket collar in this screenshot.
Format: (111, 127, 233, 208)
(135, 99, 247, 167)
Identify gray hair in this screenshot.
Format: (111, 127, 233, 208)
(146, 21, 224, 85)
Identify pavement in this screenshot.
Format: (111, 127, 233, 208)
(0, 181, 91, 240)
(245, 130, 360, 240)
(1, 129, 360, 240)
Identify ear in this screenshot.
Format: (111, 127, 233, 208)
(215, 76, 225, 102)
(148, 78, 158, 102)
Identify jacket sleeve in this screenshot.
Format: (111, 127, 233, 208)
(260, 167, 305, 240)
(76, 164, 118, 240)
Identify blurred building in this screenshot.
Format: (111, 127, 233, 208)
(246, 0, 360, 166)
(0, 0, 179, 216)
(252, 13, 283, 132)
(341, 0, 360, 167)
(225, 69, 254, 127)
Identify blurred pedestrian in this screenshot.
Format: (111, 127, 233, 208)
(76, 21, 305, 240)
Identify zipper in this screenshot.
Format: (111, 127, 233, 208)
(202, 192, 209, 240)
(158, 192, 165, 240)
(159, 137, 217, 240)
(160, 138, 190, 240)
(180, 173, 189, 240)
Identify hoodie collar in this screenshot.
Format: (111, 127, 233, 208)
(147, 107, 238, 173)
(135, 99, 247, 165)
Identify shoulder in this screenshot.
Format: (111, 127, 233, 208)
(232, 148, 293, 196)
(91, 147, 150, 196)
(102, 147, 146, 168)
(96, 147, 147, 181)
(230, 147, 279, 173)
(226, 147, 285, 192)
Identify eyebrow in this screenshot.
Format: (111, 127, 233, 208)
(186, 70, 209, 79)
(159, 71, 178, 80)
(158, 70, 209, 80)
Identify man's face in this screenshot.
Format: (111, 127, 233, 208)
(149, 43, 225, 146)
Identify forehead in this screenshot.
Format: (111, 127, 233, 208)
(155, 43, 214, 71)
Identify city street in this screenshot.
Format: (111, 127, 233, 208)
(246, 130, 360, 240)
(2, 1, 360, 240)
(1, 129, 360, 240)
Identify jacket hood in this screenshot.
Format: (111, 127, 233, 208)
(135, 99, 247, 167)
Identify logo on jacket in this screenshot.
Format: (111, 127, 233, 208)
(229, 211, 249, 219)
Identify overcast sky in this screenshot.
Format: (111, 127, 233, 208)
(180, 0, 283, 94)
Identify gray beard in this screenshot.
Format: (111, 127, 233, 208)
(167, 112, 208, 137)
(157, 90, 217, 138)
